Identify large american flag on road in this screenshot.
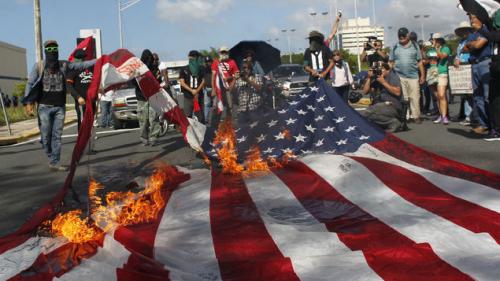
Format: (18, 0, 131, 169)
(0, 51, 499, 280)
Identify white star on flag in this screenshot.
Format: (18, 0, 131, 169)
(310, 86, 319, 92)
(323, 126, 335, 132)
(286, 118, 297, 125)
(335, 116, 346, 123)
(325, 106, 335, 112)
(289, 101, 299, 106)
(274, 132, 286, 140)
(315, 139, 325, 147)
(300, 94, 309, 99)
(316, 96, 325, 102)
(305, 124, 317, 133)
(297, 109, 307, 115)
(336, 139, 348, 145)
(237, 136, 247, 143)
(263, 147, 275, 154)
(307, 105, 316, 111)
(359, 135, 370, 140)
(278, 109, 288, 114)
(345, 126, 357, 132)
(315, 115, 324, 122)
(250, 121, 259, 128)
(256, 134, 266, 143)
(281, 148, 294, 154)
(267, 120, 278, 128)
(294, 134, 307, 143)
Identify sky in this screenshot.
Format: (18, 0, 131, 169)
(0, 0, 468, 71)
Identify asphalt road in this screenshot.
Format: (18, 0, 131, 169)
(0, 107, 499, 237)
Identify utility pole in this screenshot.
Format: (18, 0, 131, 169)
(354, 0, 361, 72)
(33, 0, 43, 72)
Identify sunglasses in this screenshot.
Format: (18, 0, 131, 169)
(45, 46, 58, 52)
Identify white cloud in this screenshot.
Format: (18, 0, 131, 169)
(156, 0, 233, 22)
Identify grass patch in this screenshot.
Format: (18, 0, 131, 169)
(0, 106, 36, 126)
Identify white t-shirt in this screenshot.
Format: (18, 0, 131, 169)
(100, 90, 114, 102)
(331, 63, 353, 87)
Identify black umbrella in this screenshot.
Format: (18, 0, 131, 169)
(459, 0, 500, 27)
(229, 41, 281, 74)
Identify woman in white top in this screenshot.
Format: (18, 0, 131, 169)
(330, 50, 354, 103)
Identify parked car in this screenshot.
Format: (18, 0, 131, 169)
(268, 64, 310, 97)
(111, 87, 138, 129)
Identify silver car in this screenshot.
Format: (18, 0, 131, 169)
(269, 64, 310, 97)
(111, 87, 138, 129)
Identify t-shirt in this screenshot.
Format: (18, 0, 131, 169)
(436, 46, 452, 74)
(390, 41, 421, 79)
(203, 66, 212, 88)
(303, 45, 333, 80)
(457, 40, 471, 64)
(211, 59, 239, 90)
(467, 27, 492, 63)
(67, 67, 93, 99)
(39, 68, 66, 107)
(179, 67, 204, 99)
(371, 70, 402, 111)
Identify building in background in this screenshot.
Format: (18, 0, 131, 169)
(0, 41, 27, 96)
(340, 17, 384, 55)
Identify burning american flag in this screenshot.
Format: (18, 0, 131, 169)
(0, 49, 499, 280)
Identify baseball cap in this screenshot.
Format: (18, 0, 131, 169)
(219, 46, 229, 53)
(397, 27, 409, 38)
(188, 50, 200, 57)
(432, 33, 443, 39)
(43, 40, 58, 48)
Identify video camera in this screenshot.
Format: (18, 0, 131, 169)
(371, 61, 383, 77)
(364, 36, 379, 51)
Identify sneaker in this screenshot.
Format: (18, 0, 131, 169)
(459, 118, 471, 126)
(49, 164, 69, 172)
(140, 137, 149, 146)
(433, 116, 443, 124)
(442, 116, 449, 125)
(484, 132, 500, 141)
(472, 126, 488, 135)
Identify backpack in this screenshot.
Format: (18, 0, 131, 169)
(392, 41, 419, 58)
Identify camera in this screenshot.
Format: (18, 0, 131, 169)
(337, 10, 342, 18)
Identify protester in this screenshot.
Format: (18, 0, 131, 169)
(209, 46, 239, 128)
(390, 27, 426, 124)
(203, 56, 213, 123)
(23, 40, 96, 171)
(419, 40, 437, 116)
(325, 14, 342, 48)
(234, 60, 264, 124)
(99, 90, 113, 128)
(427, 33, 452, 125)
(465, 14, 492, 135)
(361, 62, 403, 132)
(303, 30, 334, 82)
(67, 49, 94, 131)
(1, 93, 10, 108)
(474, 9, 500, 140)
(243, 50, 265, 76)
(180, 50, 205, 122)
(453, 21, 475, 126)
(330, 49, 353, 103)
(12, 95, 18, 107)
(134, 49, 161, 146)
(361, 38, 389, 68)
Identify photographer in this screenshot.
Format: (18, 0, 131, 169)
(234, 61, 264, 124)
(361, 38, 388, 68)
(361, 63, 403, 132)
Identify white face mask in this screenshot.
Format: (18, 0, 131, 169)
(220, 54, 229, 61)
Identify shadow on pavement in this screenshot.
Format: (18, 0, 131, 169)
(447, 128, 485, 140)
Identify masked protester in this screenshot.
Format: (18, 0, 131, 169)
(23, 40, 96, 172)
(330, 50, 354, 103)
(303, 30, 334, 82)
(134, 49, 162, 146)
(179, 50, 205, 122)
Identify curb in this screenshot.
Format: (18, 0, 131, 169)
(0, 117, 78, 146)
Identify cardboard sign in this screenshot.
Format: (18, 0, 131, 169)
(448, 65, 473, 95)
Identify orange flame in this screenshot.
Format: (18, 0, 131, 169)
(213, 119, 244, 174)
(245, 146, 270, 173)
(51, 210, 103, 243)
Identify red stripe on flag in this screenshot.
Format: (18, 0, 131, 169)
(8, 239, 103, 281)
(273, 161, 474, 281)
(115, 168, 190, 281)
(137, 72, 161, 99)
(210, 172, 300, 281)
(350, 156, 500, 244)
(372, 135, 500, 190)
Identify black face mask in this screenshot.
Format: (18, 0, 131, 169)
(45, 51, 59, 70)
(309, 40, 322, 52)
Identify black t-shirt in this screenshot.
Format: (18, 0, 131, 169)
(39, 68, 66, 107)
(67, 67, 93, 99)
(303, 45, 332, 81)
(203, 66, 212, 88)
(370, 70, 402, 111)
(179, 67, 204, 99)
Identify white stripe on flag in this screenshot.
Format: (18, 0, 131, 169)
(154, 169, 222, 280)
(303, 154, 500, 281)
(55, 234, 130, 281)
(0, 237, 67, 280)
(100, 57, 149, 90)
(243, 172, 382, 281)
(350, 144, 500, 213)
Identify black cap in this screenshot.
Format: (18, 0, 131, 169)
(188, 50, 200, 57)
(398, 27, 409, 37)
(73, 49, 86, 59)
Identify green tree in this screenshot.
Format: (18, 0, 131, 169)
(12, 82, 26, 98)
(199, 48, 219, 59)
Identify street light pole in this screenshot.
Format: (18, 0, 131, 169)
(310, 12, 317, 30)
(33, 0, 43, 73)
(118, 0, 143, 48)
(354, 0, 361, 72)
(372, 0, 377, 38)
(414, 14, 430, 41)
(282, 29, 294, 64)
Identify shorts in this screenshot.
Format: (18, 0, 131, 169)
(438, 74, 448, 87)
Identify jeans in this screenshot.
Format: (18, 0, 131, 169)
(472, 59, 491, 128)
(38, 104, 65, 166)
(204, 88, 213, 123)
(99, 100, 112, 127)
(333, 85, 350, 104)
